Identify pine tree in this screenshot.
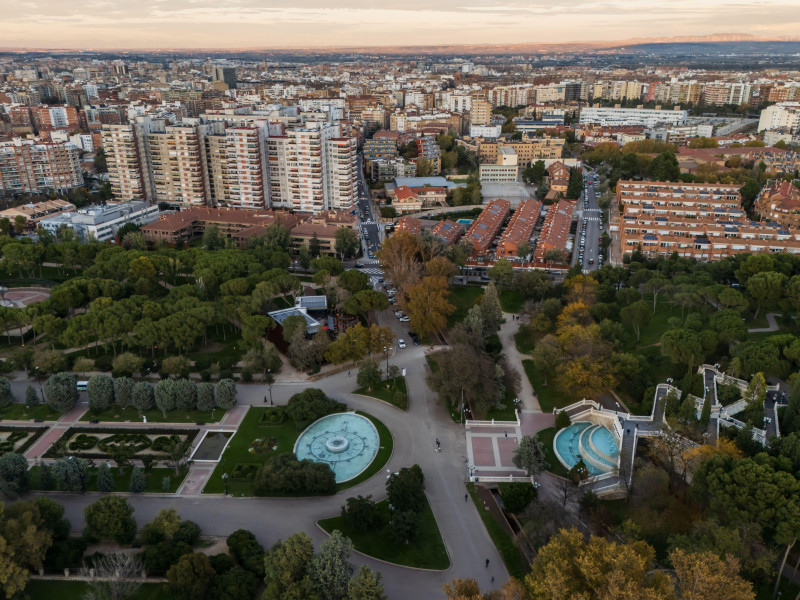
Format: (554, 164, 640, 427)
(25, 385, 39, 409)
(700, 396, 711, 428)
(129, 466, 145, 493)
(39, 462, 54, 490)
(97, 463, 115, 493)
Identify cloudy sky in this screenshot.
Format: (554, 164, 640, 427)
(1, 0, 798, 49)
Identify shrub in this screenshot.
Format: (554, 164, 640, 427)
(285, 388, 345, 430)
(259, 408, 285, 425)
(97, 433, 151, 454)
(68, 433, 98, 451)
(196, 383, 215, 411)
(175, 379, 197, 411)
(0, 452, 28, 490)
(113, 377, 135, 408)
(84, 496, 136, 545)
(129, 465, 145, 493)
(87, 375, 114, 412)
(173, 520, 201, 546)
(142, 541, 192, 575)
(112, 353, 144, 377)
(253, 453, 335, 496)
(162, 356, 191, 378)
(341, 495, 381, 532)
(226, 529, 265, 577)
(555, 410, 571, 431)
(0, 377, 13, 408)
(497, 482, 537, 513)
(200, 369, 212, 382)
(25, 385, 39, 408)
(240, 370, 253, 383)
(216, 379, 237, 408)
(34, 349, 67, 375)
(155, 379, 178, 416)
(131, 381, 154, 413)
(71, 356, 96, 374)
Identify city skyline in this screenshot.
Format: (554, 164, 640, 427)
(2, 0, 800, 49)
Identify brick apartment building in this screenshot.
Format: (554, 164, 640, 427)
(616, 180, 800, 260)
(432, 219, 462, 245)
(535, 199, 574, 264)
(477, 138, 563, 168)
(465, 198, 511, 256)
(754, 179, 800, 228)
(497, 199, 542, 258)
(396, 216, 422, 235)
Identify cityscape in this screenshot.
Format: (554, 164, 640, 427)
(2, 6, 800, 600)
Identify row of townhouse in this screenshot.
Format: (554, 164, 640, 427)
(534, 199, 574, 264)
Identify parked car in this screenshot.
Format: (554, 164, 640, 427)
(398, 339, 406, 349)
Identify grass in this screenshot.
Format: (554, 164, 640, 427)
(736, 404, 765, 428)
(186, 326, 245, 369)
(466, 483, 527, 579)
(204, 407, 299, 496)
(318, 496, 450, 570)
(79, 406, 224, 424)
(487, 403, 518, 422)
(28, 465, 188, 493)
(25, 581, 170, 600)
(499, 289, 525, 313)
(336, 411, 393, 492)
(0, 403, 61, 421)
(521, 359, 565, 412)
(631, 304, 683, 349)
(447, 285, 484, 327)
(536, 427, 570, 478)
(514, 330, 536, 354)
(355, 376, 408, 410)
(428, 207, 483, 221)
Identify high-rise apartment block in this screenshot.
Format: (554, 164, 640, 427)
(470, 94, 493, 126)
(758, 103, 800, 133)
(0, 139, 83, 193)
(211, 67, 237, 90)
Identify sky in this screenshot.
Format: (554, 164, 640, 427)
(1, 0, 799, 49)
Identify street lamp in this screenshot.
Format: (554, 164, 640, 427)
(383, 345, 390, 374)
(267, 369, 273, 405)
(222, 472, 229, 496)
(34, 367, 44, 403)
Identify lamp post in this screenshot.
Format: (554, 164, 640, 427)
(383, 346, 390, 374)
(222, 472, 229, 496)
(34, 367, 44, 403)
(267, 369, 273, 405)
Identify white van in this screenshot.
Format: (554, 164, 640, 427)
(76, 381, 89, 392)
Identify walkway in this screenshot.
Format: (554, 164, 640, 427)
(498, 311, 541, 412)
(748, 312, 780, 333)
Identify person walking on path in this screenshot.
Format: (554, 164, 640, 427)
(465, 493, 468, 502)
(485, 558, 490, 568)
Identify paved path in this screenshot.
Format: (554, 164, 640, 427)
(17, 347, 508, 599)
(498, 312, 541, 412)
(748, 312, 780, 333)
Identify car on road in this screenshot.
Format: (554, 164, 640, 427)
(589, 259, 594, 265)
(398, 339, 406, 349)
(399, 317, 410, 323)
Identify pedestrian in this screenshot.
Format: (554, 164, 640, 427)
(348, 370, 351, 377)
(485, 558, 490, 568)
(491, 576, 495, 583)
(465, 493, 468, 502)
(504, 431, 507, 439)
(264, 395, 267, 404)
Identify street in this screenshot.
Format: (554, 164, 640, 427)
(572, 170, 603, 273)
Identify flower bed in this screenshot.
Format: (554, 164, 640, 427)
(44, 427, 199, 459)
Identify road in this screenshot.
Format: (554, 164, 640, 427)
(17, 343, 507, 599)
(356, 154, 383, 263)
(571, 171, 603, 273)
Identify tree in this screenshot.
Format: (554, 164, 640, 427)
(129, 466, 145, 493)
(197, 383, 215, 412)
(162, 356, 191, 378)
(512, 435, 547, 477)
(619, 301, 651, 342)
(131, 382, 154, 414)
(711, 309, 747, 349)
(0, 377, 12, 408)
(670, 548, 754, 600)
(0, 501, 53, 597)
(263, 532, 315, 600)
(167, 552, 215, 600)
(281, 315, 308, 345)
(154, 379, 178, 417)
(386, 465, 425, 513)
(112, 377, 134, 408)
(216, 378, 237, 409)
(348, 565, 387, 600)
(745, 372, 767, 408)
(488, 258, 515, 289)
(498, 482, 537, 514)
(97, 463, 115, 493)
(84, 496, 136, 545)
(44, 372, 78, 413)
(700, 395, 712, 428)
(0, 452, 28, 496)
(357, 360, 382, 391)
(335, 227, 360, 260)
(87, 375, 114, 412)
(338, 269, 370, 295)
(405, 276, 455, 338)
(112, 352, 143, 377)
(341, 495, 381, 532)
(227, 529, 265, 576)
(174, 379, 197, 411)
(80, 550, 144, 600)
(25, 385, 39, 409)
(140, 509, 181, 545)
(390, 509, 421, 544)
(33, 349, 66, 375)
(308, 530, 353, 600)
(480, 282, 504, 334)
(53, 457, 89, 492)
(661, 329, 704, 375)
(747, 271, 787, 318)
(566, 167, 584, 199)
(650, 152, 681, 181)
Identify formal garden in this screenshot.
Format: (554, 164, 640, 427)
(43, 428, 199, 459)
(0, 425, 46, 455)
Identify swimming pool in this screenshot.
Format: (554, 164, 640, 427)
(553, 421, 619, 476)
(293, 413, 380, 483)
(457, 218, 474, 225)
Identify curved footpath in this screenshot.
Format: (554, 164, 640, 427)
(21, 346, 507, 599)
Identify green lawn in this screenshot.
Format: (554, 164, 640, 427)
(429, 208, 483, 221)
(448, 285, 484, 327)
(204, 407, 299, 496)
(466, 483, 527, 579)
(28, 465, 188, 493)
(80, 406, 224, 424)
(632, 304, 683, 349)
(25, 580, 170, 600)
(0, 403, 62, 421)
(356, 376, 408, 410)
(318, 496, 450, 570)
(499, 289, 525, 313)
(514, 330, 536, 354)
(336, 411, 393, 492)
(522, 359, 565, 412)
(536, 427, 570, 478)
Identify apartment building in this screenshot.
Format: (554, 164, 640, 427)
(363, 137, 398, 162)
(580, 107, 688, 127)
(465, 198, 511, 256)
(535, 199, 574, 264)
(470, 94, 493, 126)
(477, 138, 562, 167)
(101, 117, 157, 201)
(615, 180, 800, 260)
(416, 136, 441, 174)
(497, 199, 542, 258)
(395, 216, 422, 235)
(30, 105, 79, 132)
(480, 146, 518, 183)
(0, 139, 83, 193)
(758, 103, 800, 133)
(754, 180, 800, 228)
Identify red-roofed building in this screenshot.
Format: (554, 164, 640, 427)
(497, 199, 542, 258)
(535, 199, 574, 264)
(432, 219, 462, 245)
(396, 216, 422, 235)
(465, 198, 511, 256)
(754, 179, 800, 227)
(392, 185, 448, 214)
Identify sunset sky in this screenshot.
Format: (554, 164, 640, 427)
(1, 0, 798, 49)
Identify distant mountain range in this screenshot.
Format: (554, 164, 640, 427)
(4, 33, 800, 54)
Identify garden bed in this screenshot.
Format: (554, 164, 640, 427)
(79, 406, 224, 424)
(43, 427, 199, 459)
(355, 377, 408, 410)
(0, 426, 47, 456)
(318, 496, 449, 570)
